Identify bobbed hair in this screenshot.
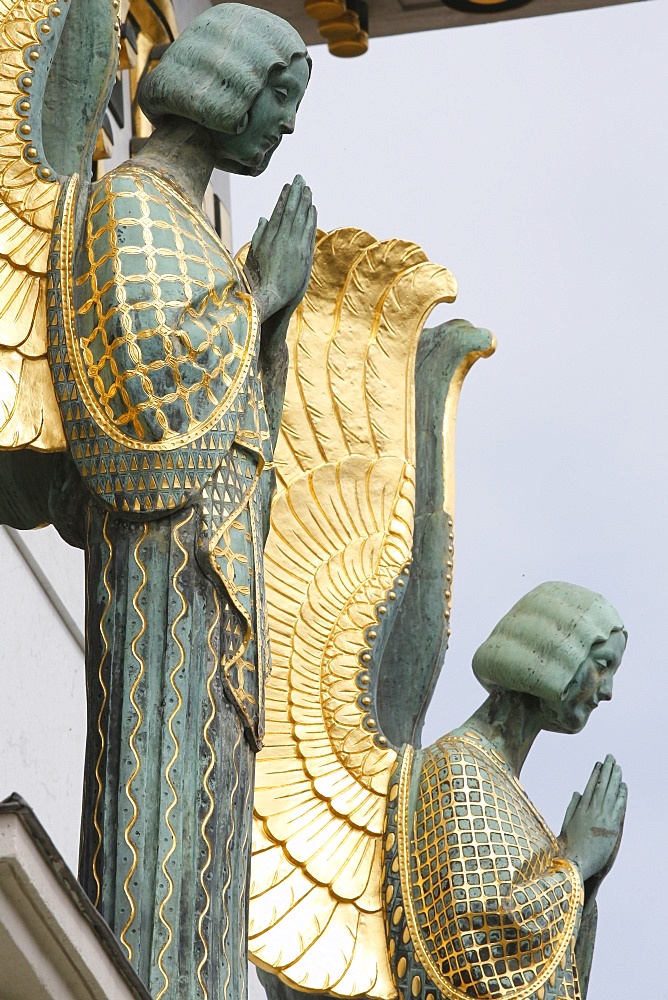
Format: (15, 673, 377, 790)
(138, 4, 310, 135)
(472, 581, 625, 702)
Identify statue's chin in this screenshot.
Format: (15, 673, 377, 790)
(215, 150, 274, 178)
(544, 720, 587, 736)
(539, 703, 589, 735)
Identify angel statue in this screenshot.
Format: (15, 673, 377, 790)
(0, 0, 316, 997)
(247, 234, 628, 1000)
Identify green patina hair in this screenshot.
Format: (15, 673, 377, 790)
(138, 3, 310, 135)
(472, 581, 625, 702)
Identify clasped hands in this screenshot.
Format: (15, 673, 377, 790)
(558, 754, 627, 889)
(244, 175, 317, 344)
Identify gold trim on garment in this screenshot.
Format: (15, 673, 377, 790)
(62, 164, 258, 452)
(396, 739, 583, 1000)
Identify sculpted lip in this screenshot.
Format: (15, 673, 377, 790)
(255, 138, 280, 163)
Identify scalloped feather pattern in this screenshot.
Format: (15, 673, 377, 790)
(252, 455, 412, 998)
(250, 229, 458, 998)
(273, 229, 456, 488)
(0, 0, 65, 449)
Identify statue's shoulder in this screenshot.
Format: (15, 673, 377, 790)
(82, 162, 233, 274)
(87, 162, 177, 213)
(415, 731, 516, 802)
(54, 162, 259, 514)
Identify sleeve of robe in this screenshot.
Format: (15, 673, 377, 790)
(64, 162, 261, 517)
(388, 734, 584, 1000)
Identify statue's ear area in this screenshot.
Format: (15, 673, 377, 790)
(235, 112, 249, 134)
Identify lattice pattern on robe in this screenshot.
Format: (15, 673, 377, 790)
(384, 735, 583, 1000)
(47, 164, 261, 515)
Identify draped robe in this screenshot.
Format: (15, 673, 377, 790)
(46, 161, 273, 1000)
(384, 732, 584, 1000)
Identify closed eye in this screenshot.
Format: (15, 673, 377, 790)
(594, 658, 609, 669)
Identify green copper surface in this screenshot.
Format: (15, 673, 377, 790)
(0, 5, 317, 999)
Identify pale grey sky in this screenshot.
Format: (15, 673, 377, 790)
(232, 4, 667, 996)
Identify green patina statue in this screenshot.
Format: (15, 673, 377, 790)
(0, 2, 315, 997)
(383, 582, 627, 1000)
(240, 240, 628, 1000)
(252, 578, 627, 1000)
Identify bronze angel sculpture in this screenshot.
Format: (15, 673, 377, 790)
(248, 234, 628, 1000)
(0, 1, 316, 997)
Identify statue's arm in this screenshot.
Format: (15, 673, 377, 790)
(245, 176, 316, 450)
(257, 319, 289, 543)
(259, 316, 290, 451)
(574, 897, 598, 999)
(558, 756, 627, 999)
(245, 174, 316, 450)
(246, 178, 316, 540)
(244, 177, 316, 336)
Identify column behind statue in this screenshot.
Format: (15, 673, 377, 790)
(0, 2, 316, 998)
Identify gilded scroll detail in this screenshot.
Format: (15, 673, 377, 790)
(155, 507, 192, 997)
(196, 587, 222, 1000)
(221, 725, 244, 1000)
(119, 520, 149, 959)
(91, 508, 113, 906)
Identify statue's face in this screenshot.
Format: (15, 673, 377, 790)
(212, 56, 310, 176)
(539, 628, 626, 734)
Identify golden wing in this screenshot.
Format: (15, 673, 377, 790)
(0, 0, 68, 449)
(249, 230, 458, 999)
(0, 0, 118, 451)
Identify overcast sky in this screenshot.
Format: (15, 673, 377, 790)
(233, 4, 667, 996)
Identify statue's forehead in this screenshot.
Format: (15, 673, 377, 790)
(589, 629, 626, 661)
(266, 58, 310, 90)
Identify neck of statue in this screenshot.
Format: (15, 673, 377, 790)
(453, 689, 543, 778)
(134, 118, 216, 209)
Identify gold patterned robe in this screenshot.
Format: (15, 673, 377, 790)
(47, 161, 273, 1000)
(384, 733, 584, 1000)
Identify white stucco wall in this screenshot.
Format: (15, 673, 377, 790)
(0, 527, 85, 873)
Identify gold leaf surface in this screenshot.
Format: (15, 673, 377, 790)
(250, 228, 458, 998)
(0, 0, 64, 450)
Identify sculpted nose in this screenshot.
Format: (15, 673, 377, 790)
(599, 674, 613, 701)
(282, 113, 296, 135)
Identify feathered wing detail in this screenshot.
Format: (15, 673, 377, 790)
(0, 0, 65, 448)
(252, 455, 412, 998)
(0, 0, 118, 450)
(249, 230, 458, 999)
(273, 229, 452, 483)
